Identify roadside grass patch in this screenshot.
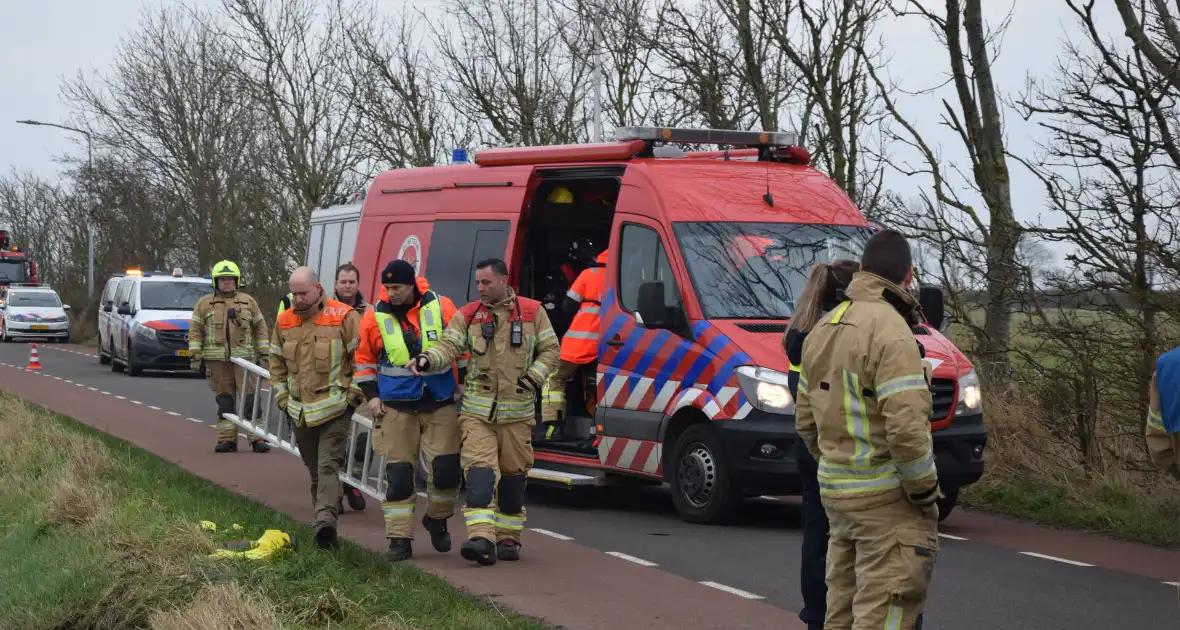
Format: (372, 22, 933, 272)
(959, 393, 1180, 549)
(0, 392, 549, 630)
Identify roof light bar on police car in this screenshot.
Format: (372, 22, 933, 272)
(613, 126, 799, 148)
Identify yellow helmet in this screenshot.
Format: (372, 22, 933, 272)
(546, 186, 574, 204)
(211, 260, 241, 287)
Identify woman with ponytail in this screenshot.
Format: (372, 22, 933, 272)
(783, 259, 858, 630)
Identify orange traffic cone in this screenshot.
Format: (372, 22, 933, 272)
(27, 343, 41, 370)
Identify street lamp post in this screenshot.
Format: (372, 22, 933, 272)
(16, 119, 96, 299)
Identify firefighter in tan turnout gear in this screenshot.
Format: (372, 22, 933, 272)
(795, 229, 940, 630)
(268, 266, 365, 549)
(188, 260, 271, 454)
(409, 258, 560, 566)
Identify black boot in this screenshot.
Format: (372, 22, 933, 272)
(214, 440, 237, 453)
(385, 537, 412, 561)
(250, 439, 270, 453)
(496, 539, 521, 561)
(459, 537, 497, 565)
(314, 522, 339, 550)
(344, 486, 366, 511)
(422, 515, 451, 553)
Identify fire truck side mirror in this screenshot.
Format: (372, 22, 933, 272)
(103, 301, 113, 313)
(117, 303, 132, 316)
(918, 285, 946, 332)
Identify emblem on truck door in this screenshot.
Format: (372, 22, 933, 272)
(398, 235, 421, 275)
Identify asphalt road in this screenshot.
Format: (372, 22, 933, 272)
(4, 341, 1179, 629)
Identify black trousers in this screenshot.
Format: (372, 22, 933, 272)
(794, 438, 926, 630)
(796, 438, 829, 629)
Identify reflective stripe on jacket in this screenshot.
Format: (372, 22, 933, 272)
(268, 298, 362, 428)
(423, 288, 559, 423)
(795, 272, 939, 512)
(1147, 349, 1180, 479)
(189, 291, 268, 362)
(560, 251, 608, 364)
(354, 279, 461, 403)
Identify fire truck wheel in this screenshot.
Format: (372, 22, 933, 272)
(668, 422, 740, 525)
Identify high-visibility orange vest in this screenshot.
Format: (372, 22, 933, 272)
(560, 251, 607, 364)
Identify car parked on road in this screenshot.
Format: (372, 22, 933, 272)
(0, 284, 70, 343)
(103, 269, 213, 376)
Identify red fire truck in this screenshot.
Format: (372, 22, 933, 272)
(0, 229, 39, 300)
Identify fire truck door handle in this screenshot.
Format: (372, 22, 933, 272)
(605, 335, 624, 347)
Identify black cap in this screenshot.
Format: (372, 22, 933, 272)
(381, 260, 416, 286)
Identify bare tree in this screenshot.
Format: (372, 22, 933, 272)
(649, 0, 760, 129)
(61, 5, 275, 272)
(865, 0, 1022, 383)
(0, 170, 65, 284)
(557, 0, 670, 130)
(1014, 0, 1180, 470)
(220, 0, 366, 239)
(348, 10, 457, 169)
(430, 0, 593, 147)
(752, 0, 891, 213)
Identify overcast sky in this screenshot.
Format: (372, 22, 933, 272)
(0, 0, 1117, 247)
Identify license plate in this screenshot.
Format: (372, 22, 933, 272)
(30, 325, 49, 331)
(175, 349, 189, 357)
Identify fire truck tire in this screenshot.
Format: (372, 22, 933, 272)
(668, 422, 740, 525)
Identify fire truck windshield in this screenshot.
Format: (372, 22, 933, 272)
(0, 260, 28, 283)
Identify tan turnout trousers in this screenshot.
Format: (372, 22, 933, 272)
(460, 416, 534, 543)
(206, 360, 248, 442)
(371, 405, 461, 538)
(824, 497, 939, 630)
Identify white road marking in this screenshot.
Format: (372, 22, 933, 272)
(529, 528, 574, 541)
(64, 379, 74, 384)
(54, 377, 63, 381)
(187, 417, 203, 423)
(699, 581, 764, 600)
(1164, 581, 1179, 587)
(101, 391, 111, 395)
(606, 552, 658, 567)
(131, 400, 143, 405)
(87, 386, 97, 391)
(166, 411, 182, 417)
(148, 405, 161, 410)
(1019, 552, 1093, 567)
(114, 395, 126, 400)
(938, 533, 968, 541)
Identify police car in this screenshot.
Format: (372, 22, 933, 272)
(106, 269, 213, 376)
(0, 285, 70, 342)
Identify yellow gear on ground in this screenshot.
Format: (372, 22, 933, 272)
(208, 529, 295, 560)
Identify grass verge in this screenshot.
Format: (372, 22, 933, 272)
(0, 391, 549, 630)
(959, 393, 1180, 549)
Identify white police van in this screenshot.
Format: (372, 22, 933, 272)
(0, 284, 70, 342)
(105, 269, 213, 376)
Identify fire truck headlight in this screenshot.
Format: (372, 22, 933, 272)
(736, 366, 795, 415)
(956, 369, 983, 415)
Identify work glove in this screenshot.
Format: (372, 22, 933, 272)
(190, 357, 203, 372)
(517, 373, 541, 394)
